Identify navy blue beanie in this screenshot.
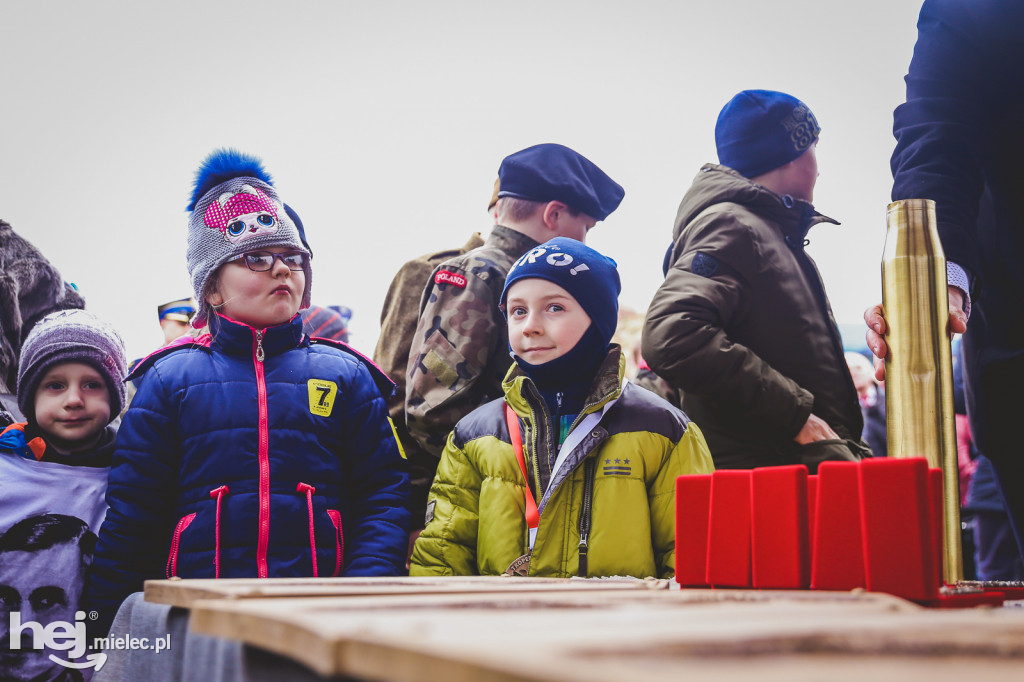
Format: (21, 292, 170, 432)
(715, 90, 820, 178)
(497, 144, 625, 221)
(501, 238, 620, 348)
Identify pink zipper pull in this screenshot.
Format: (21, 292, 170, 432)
(297, 482, 318, 577)
(210, 485, 230, 578)
(255, 330, 265, 362)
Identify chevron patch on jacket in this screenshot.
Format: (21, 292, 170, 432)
(602, 458, 631, 476)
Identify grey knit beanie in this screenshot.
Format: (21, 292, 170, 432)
(186, 149, 311, 327)
(17, 309, 128, 422)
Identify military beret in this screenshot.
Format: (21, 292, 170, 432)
(496, 143, 624, 221)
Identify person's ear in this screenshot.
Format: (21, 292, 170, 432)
(541, 201, 569, 232)
(205, 271, 223, 307)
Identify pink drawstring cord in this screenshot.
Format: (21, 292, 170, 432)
(209, 485, 230, 578)
(296, 483, 319, 577)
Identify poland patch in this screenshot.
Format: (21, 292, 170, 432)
(435, 270, 467, 288)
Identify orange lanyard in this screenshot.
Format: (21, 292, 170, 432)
(505, 404, 539, 541)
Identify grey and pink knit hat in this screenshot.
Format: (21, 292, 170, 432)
(186, 149, 311, 327)
(17, 309, 128, 422)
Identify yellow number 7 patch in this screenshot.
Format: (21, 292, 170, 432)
(307, 379, 338, 417)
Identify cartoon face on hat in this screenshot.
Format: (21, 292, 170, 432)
(204, 184, 280, 244)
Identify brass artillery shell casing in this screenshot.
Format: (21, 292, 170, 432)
(882, 199, 962, 583)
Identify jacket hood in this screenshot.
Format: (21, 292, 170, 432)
(673, 164, 838, 246)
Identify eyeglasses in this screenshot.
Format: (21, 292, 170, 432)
(227, 250, 308, 272)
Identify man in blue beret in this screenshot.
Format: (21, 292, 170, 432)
(644, 90, 869, 472)
(403, 143, 624, 527)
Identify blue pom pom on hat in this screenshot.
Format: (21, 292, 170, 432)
(715, 90, 821, 179)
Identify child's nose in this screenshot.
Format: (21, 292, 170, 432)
(522, 313, 542, 335)
(64, 386, 85, 406)
(271, 257, 291, 276)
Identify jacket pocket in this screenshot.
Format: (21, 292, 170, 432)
(418, 329, 467, 409)
(297, 484, 345, 577)
(327, 509, 344, 576)
(165, 512, 197, 578)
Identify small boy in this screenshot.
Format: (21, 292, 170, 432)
(410, 238, 714, 578)
(0, 309, 126, 641)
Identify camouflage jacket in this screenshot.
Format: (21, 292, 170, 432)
(405, 226, 540, 467)
(372, 232, 484, 521)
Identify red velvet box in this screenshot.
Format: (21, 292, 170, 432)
(706, 470, 752, 587)
(859, 457, 940, 601)
(675, 474, 712, 586)
(811, 461, 865, 590)
(807, 474, 818, 558)
(928, 468, 944, 588)
(752, 465, 809, 588)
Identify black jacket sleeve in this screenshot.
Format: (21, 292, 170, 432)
(890, 0, 1023, 284)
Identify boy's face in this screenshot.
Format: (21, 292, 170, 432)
(208, 246, 306, 329)
(33, 362, 111, 454)
(506, 278, 591, 365)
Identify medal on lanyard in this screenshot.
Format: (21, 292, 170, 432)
(503, 404, 537, 576)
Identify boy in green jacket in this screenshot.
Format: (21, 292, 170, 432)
(410, 238, 713, 578)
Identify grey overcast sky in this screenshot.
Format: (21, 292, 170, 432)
(2, 0, 923, 360)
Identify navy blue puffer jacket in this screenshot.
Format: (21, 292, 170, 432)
(88, 314, 410, 627)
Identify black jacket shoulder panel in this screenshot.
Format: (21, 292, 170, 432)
(602, 382, 690, 443)
(451, 397, 510, 450)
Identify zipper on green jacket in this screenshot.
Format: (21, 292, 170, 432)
(577, 458, 596, 577)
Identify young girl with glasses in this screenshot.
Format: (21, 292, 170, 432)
(88, 150, 410, 633)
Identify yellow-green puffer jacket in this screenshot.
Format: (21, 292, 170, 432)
(410, 347, 714, 578)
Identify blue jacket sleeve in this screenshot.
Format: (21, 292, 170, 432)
(340, 360, 411, 576)
(890, 0, 1022, 283)
(86, 365, 179, 633)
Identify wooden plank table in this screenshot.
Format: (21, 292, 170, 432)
(145, 575, 669, 609)
(141, 577, 1024, 681)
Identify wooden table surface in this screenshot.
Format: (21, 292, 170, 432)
(144, 577, 1024, 681)
(144, 575, 669, 609)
